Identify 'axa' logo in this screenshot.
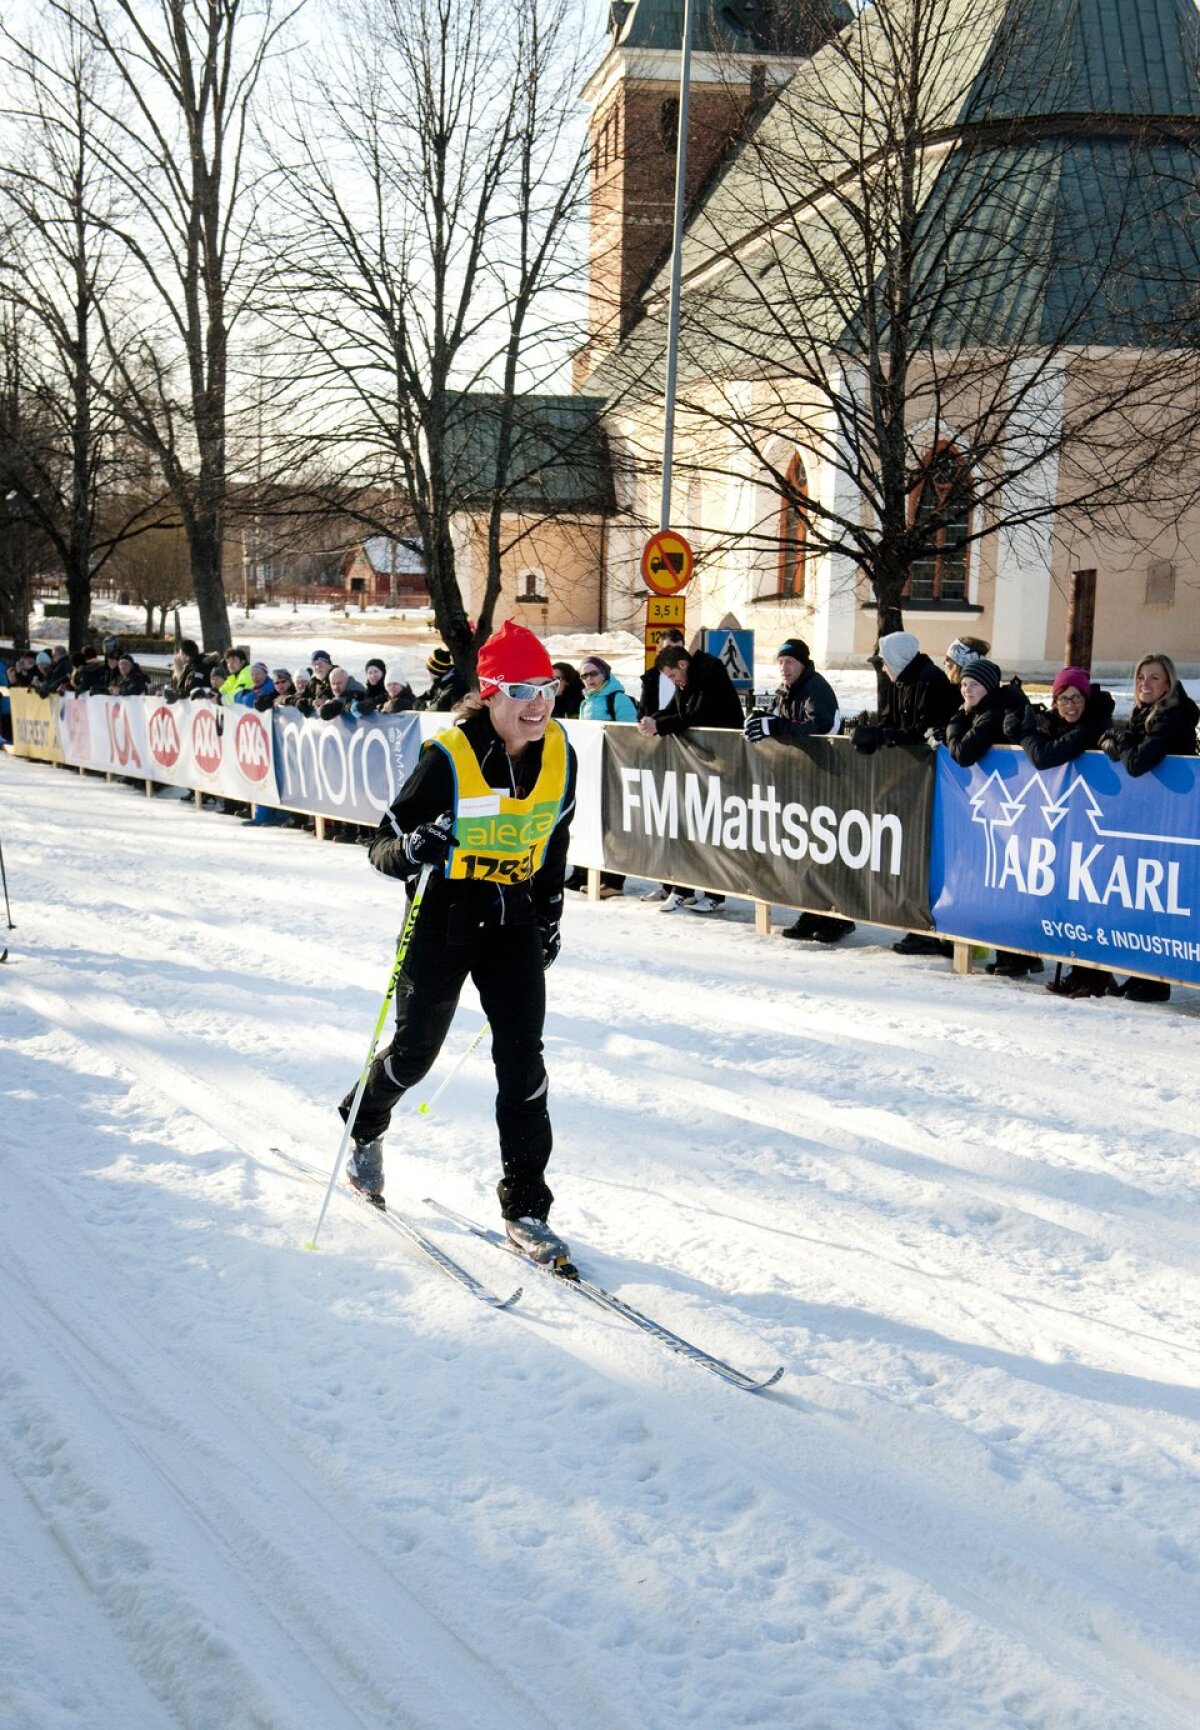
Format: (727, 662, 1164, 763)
(191, 707, 223, 776)
(234, 713, 270, 783)
(148, 705, 180, 768)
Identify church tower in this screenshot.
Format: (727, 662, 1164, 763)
(579, 0, 850, 377)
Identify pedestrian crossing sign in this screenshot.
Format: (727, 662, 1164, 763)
(703, 628, 754, 692)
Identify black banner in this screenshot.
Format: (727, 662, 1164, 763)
(602, 730, 934, 929)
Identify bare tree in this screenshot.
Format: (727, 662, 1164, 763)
(107, 504, 193, 633)
(266, 0, 595, 676)
(605, 0, 1200, 652)
(48, 0, 295, 652)
(0, 12, 162, 648)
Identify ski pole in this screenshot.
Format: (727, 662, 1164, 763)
(417, 1020, 490, 1116)
(0, 836, 13, 928)
(305, 862, 434, 1250)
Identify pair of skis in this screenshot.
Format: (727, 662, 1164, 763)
(342, 1186, 783, 1396)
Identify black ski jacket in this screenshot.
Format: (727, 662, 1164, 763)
(852, 652, 958, 753)
(944, 682, 1024, 767)
(1005, 686, 1115, 768)
(650, 650, 744, 735)
(1103, 685, 1200, 777)
(768, 662, 840, 740)
(368, 709, 577, 939)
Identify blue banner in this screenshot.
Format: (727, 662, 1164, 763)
(270, 709, 424, 822)
(932, 747, 1200, 984)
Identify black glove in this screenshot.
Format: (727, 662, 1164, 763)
(923, 726, 944, 749)
(319, 699, 344, 720)
(539, 921, 561, 970)
(853, 723, 882, 755)
(1099, 729, 1123, 761)
(404, 812, 457, 867)
(744, 714, 777, 743)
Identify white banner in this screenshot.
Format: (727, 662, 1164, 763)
(57, 694, 150, 776)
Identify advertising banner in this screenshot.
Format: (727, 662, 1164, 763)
(144, 699, 278, 802)
(9, 690, 65, 764)
(56, 693, 150, 776)
(601, 730, 934, 927)
(272, 709, 424, 822)
(931, 748, 1200, 984)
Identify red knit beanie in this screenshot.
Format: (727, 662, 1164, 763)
(476, 620, 554, 696)
(1051, 666, 1091, 699)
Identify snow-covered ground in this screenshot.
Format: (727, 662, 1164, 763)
(3, 742, 1200, 1730)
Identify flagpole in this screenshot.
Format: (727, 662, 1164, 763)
(659, 0, 696, 532)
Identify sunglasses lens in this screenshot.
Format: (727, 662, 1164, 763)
(501, 679, 557, 700)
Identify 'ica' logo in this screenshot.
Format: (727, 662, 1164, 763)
(234, 713, 270, 783)
(106, 699, 142, 769)
(148, 705, 181, 768)
(191, 708, 222, 776)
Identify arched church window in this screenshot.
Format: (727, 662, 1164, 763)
(777, 454, 808, 598)
(907, 444, 970, 602)
(660, 98, 679, 154)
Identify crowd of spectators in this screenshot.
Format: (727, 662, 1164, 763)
(5, 619, 1197, 1001)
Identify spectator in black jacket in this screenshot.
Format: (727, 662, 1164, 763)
(1100, 653, 1199, 778)
(852, 631, 958, 754)
(112, 653, 149, 696)
(638, 644, 744, 913)
(381, 679, 415, 713)
(164, 640, 210, 702)
(552, 662, 584, 720)
(414, 645, 469, 712)
(638, 645, 745, 738)
(745, 637, 852, 944)
(355, 658, 389, 716)
(853, 631, 958, 955)
(1004, 666, 1114, 768)
(638, 628, 686, 718)
(33, 645, 72, 696)
(319, 666, 367, 720)
(69, 647, 109, 696)
(943, 659, 1022, 766)
(308, 649, 335, 708)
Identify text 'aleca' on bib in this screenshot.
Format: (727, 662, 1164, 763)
(432, 720, 568, 884)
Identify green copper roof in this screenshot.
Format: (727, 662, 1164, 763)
(446, 395, 615, 513)
(611, 0, 852, 56)
(960, 0, 1200, 124)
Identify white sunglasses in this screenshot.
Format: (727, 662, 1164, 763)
(492, 678, 559, 701)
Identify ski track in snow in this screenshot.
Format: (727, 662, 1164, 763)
(2, 754, 1200, 1728)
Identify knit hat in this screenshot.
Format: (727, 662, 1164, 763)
(580, 655, 611, 680)
(1052, 666, 1091, 699)
(36, 651, 51, 665)
(366, 657, 386, 676)
(251, 661, 269, 676)
(102, 636, 119, 653)
(776, 638, 809, 662)
(878, 631, 919, 675)
(961, 657, 1001, 693)
(476, 620, 554, 696)
(225, 646, 245, 663)
(944, 638, 976, 670)
(311, 649, 332, 666)
(426, 646, 453, 675)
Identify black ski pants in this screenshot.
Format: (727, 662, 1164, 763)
(340, 900, 553, 1222)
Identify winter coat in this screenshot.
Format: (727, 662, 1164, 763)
(1102, 684, 1200, 777)
(33, 655, 72, 697)
(70, 660, 110, 697)
(380, 686, 415, 714)
(319, 676, 367, 721)
(579, 676, 637, 723)
(113, 665, 149, 697)
(943, 683, 1022, 767)
(649, 650, 745, 735)
(237, 677, 274, 708)
(768, 662, 840, 740)
(1005, 686, 1115, 768)
(852, 652, 958, 752)
(413, 668, 469, 712)
(164, 654, 210, 702)
(367, 708, 578, 940)
(353, 678, 390, 717)
(552, 669, 585, 719)
(220, 665, 254, 704)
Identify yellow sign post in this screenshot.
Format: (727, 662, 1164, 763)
(641, 531, 695, 667)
